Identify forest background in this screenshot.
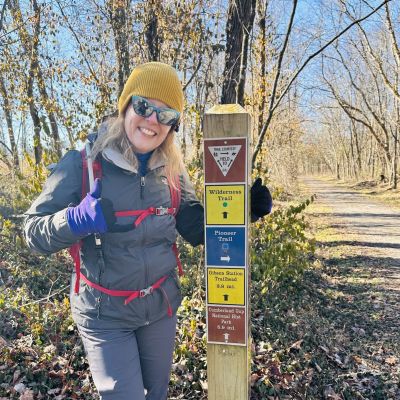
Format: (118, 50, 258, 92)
(0, 0, 399, 399)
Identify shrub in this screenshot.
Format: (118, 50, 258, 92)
(15, 152, 59, 213)
(251, 196, 316, 291)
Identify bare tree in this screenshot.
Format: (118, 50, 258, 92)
(8, 0, 63, 160)
(221, 0, 257, 105)
(107, 0, 131, 97)
(252, 0, 392, 170)
(0, 76, 19, 171)
(144, 0, 162, 62)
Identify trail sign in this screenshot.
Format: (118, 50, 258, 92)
(204, 138, 247, 183)
(207, 305, 246, 345)
(205, 184, 246, 225)
(207, 268, 245, 305)
(203, 104, 250, 400)
(205, 227, 246, 267)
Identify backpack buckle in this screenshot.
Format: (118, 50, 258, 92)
(155, 207, 169, 216)
(139, 286, 154, 297)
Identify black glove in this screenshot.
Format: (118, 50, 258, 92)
(251, 178, 272, 222)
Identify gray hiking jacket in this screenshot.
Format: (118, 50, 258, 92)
(23, 141, 204, 329)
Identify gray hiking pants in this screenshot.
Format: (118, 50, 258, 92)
(77, 314, 177, 400)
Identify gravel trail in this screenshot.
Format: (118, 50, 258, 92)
(303, 177, 400, 289)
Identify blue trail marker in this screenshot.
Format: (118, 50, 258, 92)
(205, 227, 246, 267)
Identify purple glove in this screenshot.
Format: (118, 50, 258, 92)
(66, 179, 107, 236)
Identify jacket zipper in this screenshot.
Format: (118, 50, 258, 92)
(96, 246, 106, 319)
(140, 175, 150, 325)
(143, 245, 150, 325)
(140, 176, 145, 199)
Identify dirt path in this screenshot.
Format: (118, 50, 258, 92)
(303, 177, 400, 290)
(299, 176, 400, 399)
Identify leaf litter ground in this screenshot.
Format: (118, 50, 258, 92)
(1, 176, 400, 399)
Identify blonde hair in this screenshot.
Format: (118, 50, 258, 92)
(91, 116, 185, 182)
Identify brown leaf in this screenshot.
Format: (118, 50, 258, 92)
(0, 336, 7, 350)
(319, 345, 329, 354)
(385, 356, 397, 365)
(13, 369, 21, 384)
(251, 373, 259, 386)
(282, 373, 293, 384)
(289, 339, 303, 352)
(268, 361, 281, 377)
(323, 385, 342, 399)
(20, 389, 34, 400)
(352, 355, 363, 365)
(199, 380, 208, 390)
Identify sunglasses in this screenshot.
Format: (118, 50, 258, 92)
(131, 96, 180, 129)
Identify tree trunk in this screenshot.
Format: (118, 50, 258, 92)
(336, 161, 340, 180)
(145, 0, 162, 62)
(31, 0, 61, 159)
(221, 0, 256, 105)
(354, 126, 362, 176)
(0, 76, 19, 171)
(9, 0, 43, 163)
(393, 132, 398, 189)
(108, 0, 131, 97)
(257, 0, 267, 133)
(27, 67, 43, 165)
(350, 126, 358, 179)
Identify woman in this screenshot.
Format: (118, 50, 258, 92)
(24, 62, 272, 400)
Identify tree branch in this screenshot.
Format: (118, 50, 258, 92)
(385, 2, 400, 68)
(0, 0, 8, 33)
(252, 0, 297, 169)
(0, 139, 13, 154)
(55, 0, 100, 86)
(334, 46, 390, 143)
(183, 57, 202, 91)
(252, 0, 392, 169)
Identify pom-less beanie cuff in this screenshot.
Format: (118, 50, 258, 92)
(118, 62, 184, 115)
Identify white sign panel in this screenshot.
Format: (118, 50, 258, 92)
(208, 145, 242, 176)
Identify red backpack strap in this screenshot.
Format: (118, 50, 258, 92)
(167, 175, 183, 276)
(168, 175, 181, 215)
(69, 147, 103, 294)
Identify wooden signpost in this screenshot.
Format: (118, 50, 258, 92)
(203, 104, 251, 400)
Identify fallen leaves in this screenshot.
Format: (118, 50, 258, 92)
(318, 345, 346, 368)
(289, 339, 303, 353)
(19, 389, 34, 400)
(0, 337, 7, 350)
(323, 385, 342, 399)
(384, 356, 397, 366)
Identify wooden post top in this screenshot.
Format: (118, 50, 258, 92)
(205, 104, 247, 114)
(203, 104, 250, 139)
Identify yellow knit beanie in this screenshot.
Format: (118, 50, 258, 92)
(118, 62, 184, 115)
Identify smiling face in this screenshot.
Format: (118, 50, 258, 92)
(124, 97, 172, 154)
